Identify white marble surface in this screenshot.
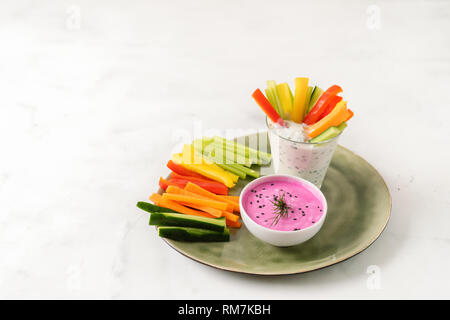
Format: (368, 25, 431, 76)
(1, 0, 449, 299)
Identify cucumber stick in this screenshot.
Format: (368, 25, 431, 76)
(309, 125, 343, 143)
(158, 226, 230, 242)
(149, 212, 227, 232)
(267, 80, 283, 118)
(304, 86, 314, 117)
(337, 121, 348, 131)
(191, 144, 247, 181)
(265, 88, 281, 116)
(211, 142, 255, 167)
(307, 86, 323, 114)
(215, 163, 247, 179)
(229, 163, 259, 179)
(137, 201, 178, 214)
(213, 136, 271, 164)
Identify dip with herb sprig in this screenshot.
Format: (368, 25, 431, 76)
(242, 178, 324, 231)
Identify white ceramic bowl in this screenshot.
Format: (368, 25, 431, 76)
(239, 174, 328, 247)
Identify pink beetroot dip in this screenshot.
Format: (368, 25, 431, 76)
(242, 178, 325, 231)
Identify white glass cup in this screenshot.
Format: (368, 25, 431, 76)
(266, 117, 341, 188)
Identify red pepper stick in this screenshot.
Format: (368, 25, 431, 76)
(252, 89, 287, 127)
(167, 178, 229, 195)
(166, 160, 205, 179)
(303, 85, 343, 125)
(317, 95, 343, 121)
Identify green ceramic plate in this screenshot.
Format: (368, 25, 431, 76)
(159, 133, 391, 275)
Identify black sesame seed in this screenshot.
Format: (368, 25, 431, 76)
(256, 216, 260, 218)
(302, 213, 305, 216)
(293, 218, 297, 220)
(312, 221, 315, 224)
(306, 205, 309, 208)
(258, 206, 262, 208)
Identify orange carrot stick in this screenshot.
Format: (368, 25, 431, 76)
(345, 109, 354, 121)
(226, 219, 242, 228)
(177, 202, 223, 218)
(185, 182, 240, 213)
(219, 195, 240, 204)
(306, 101, 349, 139)
(222, 211, 240, 222)
(167, 185, 234, 211)
(149, 193, 214, 219)
(161, 193, 228, 211)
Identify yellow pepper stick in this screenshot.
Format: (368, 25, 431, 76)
(172, 153, 235, 188)
(291, 77, 309, 123)
(276, 83, 293, 120)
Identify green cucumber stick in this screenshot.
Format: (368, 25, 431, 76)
(337, 121, 348, 131)
(137, 201, 178, 214)
(303, 86, 314, 118)
(215, 163, 246, 179)
(211, 140, 254, 166)
(150, 212, 226, 232)
(267, 80, 284, 119)
(158, 226, 230, 242)
(265, 88, 280, 115)
(307, 86, 323, 114)
(229, 163, 259, 179)
(213, 136, 270, 164)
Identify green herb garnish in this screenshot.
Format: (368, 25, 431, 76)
(269, 192, 291, 226)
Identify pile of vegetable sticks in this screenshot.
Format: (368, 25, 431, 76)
(252, 78, 354, 142)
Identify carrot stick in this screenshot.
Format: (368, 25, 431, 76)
(226, 219, 242, 228)
(166, 185, 234, 211)
(222, 211, 240, 223)
(178, 202, 223, 218)
(185, 182, 240, 213)
(219, 195, 240, 204)
(149, 193, 214, 218)
(346, 109, 354, 121)
(161, 193, 228, 211)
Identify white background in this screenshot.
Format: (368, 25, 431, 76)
(1, 0, 449, 299)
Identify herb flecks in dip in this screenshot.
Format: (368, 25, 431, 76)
(243, 179, 324, 231)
